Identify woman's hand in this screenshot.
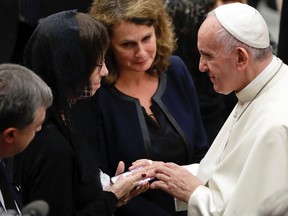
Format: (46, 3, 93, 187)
(129, 159, 164, 179)
(115, 181, 149, 207)
(129, 159, 154, 169)
(108, 161, 150, 207)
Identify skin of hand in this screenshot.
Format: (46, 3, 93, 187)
(108, 161, 150, 207)
(129, 159, 164, 178)
(150, 162, 203, 203)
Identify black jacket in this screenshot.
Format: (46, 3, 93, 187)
(13, 98, 118, 216)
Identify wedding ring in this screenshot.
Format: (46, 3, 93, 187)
(121, 198, 128, 204)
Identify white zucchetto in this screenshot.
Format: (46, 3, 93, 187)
(215, 2, 270, 48)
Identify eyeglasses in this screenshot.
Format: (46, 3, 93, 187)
(96, 59, 105, 73)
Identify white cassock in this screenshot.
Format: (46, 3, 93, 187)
(176, 56, 288, 216)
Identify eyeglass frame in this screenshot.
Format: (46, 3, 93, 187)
(95, 59, 105, 73)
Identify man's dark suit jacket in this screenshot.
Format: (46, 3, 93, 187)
(0, 159, 22, 212)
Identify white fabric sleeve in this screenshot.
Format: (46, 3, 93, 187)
(187, 186, 219, 216)
(174, 164, 219, 215)
(174, 198, 188, 211)
(175, 186, 220, 216)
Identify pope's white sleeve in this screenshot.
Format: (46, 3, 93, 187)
(174, 164, 220, 215)
(187, 186, 220, 216)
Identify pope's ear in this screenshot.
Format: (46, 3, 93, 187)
(236, 47, 249, 70)
(1, 128, 17, 144)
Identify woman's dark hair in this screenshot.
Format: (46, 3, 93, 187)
(24, 10, 109, 111)
(89, 0, 176, 85)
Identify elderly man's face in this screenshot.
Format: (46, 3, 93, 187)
(197, 16, 240, 95)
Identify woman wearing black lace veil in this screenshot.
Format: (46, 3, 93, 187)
(13, 10, 147, 216)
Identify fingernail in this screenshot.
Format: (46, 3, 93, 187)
(142, 173, 146, 178)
